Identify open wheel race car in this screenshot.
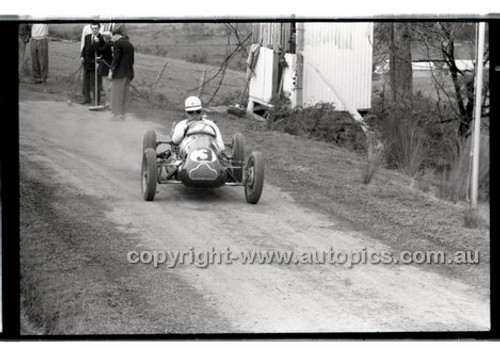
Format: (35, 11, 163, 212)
(140, 121, 264, 204)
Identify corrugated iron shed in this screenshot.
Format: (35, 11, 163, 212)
(250, 22, 374, 112)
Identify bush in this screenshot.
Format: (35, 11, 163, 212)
(362, 134, 385, 184)
(463, 208, 482, 229)
(371, 84, 490, 202)
(383, 115, 429, 177)
(267, 96, 367, 152)
(438, 134, 489, 203)
(372, 92, 458, 171)
(416, 168, 435, 193)
(219, 91, 245, 106)
(184, 50, 208, 64)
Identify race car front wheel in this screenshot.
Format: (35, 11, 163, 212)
(231, 132, 246, 182)
(244, 151, 264, 204)
(141, 148, 157, 201)
(143, 129, 157, 152)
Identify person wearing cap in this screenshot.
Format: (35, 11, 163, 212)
(172, 96, 225, 152)
(108, 27, 134, 120)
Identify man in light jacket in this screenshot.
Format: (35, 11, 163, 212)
(30, 23, 49, 84)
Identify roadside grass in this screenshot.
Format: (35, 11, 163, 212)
(20, 174, 150, 334)
(20, 167, 232, 334)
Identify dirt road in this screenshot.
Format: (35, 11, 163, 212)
(19, 98, 490, 333)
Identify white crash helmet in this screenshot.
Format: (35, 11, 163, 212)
(184, 96, 202, 112)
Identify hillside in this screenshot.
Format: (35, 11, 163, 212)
(49, 23, 252, 71)
(29, 39, 247, 108)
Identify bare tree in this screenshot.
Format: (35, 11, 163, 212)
(187, 23, 252, 106)
(409, 22, 489, 139)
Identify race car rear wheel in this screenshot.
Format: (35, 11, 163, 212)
(245, 151, 264, 204)
(231, 132, 245, 182)
(141, 148, 157, 201)
(143, 129, 157, 152)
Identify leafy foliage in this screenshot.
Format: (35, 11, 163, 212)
(267, 96, 367, 152)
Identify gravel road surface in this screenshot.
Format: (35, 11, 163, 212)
(19, 99, 490, 333)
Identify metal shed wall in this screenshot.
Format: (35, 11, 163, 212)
(252, 23, 294, 52)
(302, 22, 374, 110)
(248, 46, 275, 105)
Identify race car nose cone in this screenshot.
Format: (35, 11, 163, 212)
(188, 163, 218, 181)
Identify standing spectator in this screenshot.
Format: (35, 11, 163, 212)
(19, 23, 31, 78)
(81, 22, 104, 105)
(109, 27, 134, 120)
(30, 23, 49, 84)
(79, 23, 94, 104)
(96, 31, 113, 108)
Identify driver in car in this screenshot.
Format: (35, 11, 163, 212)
(171, 96, 225, 152)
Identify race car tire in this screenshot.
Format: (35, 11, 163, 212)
(245, 151, 264, 204)
(231, 132, 245, 182)
(143, 129, 157, 152)
(141, 148, 157, 201)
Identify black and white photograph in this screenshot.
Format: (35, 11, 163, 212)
(1, 0, 497, 341)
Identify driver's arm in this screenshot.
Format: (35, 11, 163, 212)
(171, 120, 188, 145)
(207, 120, 224, 151)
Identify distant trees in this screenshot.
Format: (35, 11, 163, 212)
(410, 23, 488, 139)
(374, 22, 488, 139)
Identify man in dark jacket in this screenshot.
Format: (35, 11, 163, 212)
(80, 22, 103, 105)
(108, 28, 134, 120)
(96, 31, 113, 108)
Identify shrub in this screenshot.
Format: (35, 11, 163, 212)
(463, 207, 482, 229)
(416, 168, 435, 193)
(438, 134, 489, 203)
(384, 115, 429, 177)
(267, 96, 367, 152)
(372, 92, 458, 171)
(184, 50, 208, 64)
(219, 91, 245, 106)
(362, 134, 385, 184)
(371, 83, 490, 202)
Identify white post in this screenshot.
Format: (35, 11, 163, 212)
(471, 22, 485, 209)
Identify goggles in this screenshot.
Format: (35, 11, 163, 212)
(187, 109, 202, 115)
